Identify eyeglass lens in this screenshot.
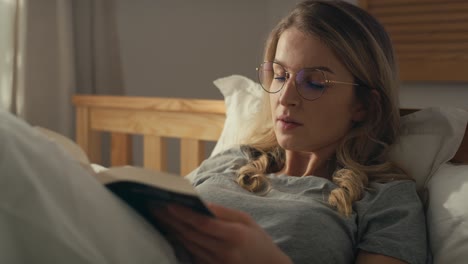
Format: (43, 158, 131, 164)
(258, 62, 326, 101)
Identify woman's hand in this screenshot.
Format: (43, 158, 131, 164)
(153, 203, 292, 264)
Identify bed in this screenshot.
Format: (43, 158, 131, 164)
(72, 86, 468, 263)
(72, 90, 467, 264)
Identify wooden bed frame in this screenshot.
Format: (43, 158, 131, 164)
(72, 95, 225, 176)
(72, 95, 468, 176)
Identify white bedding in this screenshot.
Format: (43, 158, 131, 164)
(0, 110, 177, 264)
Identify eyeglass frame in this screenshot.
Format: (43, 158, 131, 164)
(256, 61, 359, 101)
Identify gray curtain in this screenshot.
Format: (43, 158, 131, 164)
(1, 0, 124, 139)
(72, 0, 124, 95)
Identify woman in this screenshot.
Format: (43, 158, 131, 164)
(0, 1, 426, 264)
(156, 1, 427, 264)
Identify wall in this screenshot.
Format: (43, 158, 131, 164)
(116, 0, 271, 100)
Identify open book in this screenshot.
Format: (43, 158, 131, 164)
(35, 127, 213, 261)
(35, 126, 214, 224)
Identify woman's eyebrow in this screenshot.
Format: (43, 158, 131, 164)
(312, 66, 335, 74)
(272, 60, 335, 74)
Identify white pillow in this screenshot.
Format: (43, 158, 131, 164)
(211, 75, 468, 189)
(388, 108, 468, 189)
(210, 75, 264, 157)
(426, 163, 468, 263)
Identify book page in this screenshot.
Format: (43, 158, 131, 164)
(97, 166, 198, 196)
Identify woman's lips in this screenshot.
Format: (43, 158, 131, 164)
(277, 116, 303, 130)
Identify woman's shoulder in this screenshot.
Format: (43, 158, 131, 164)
(368, 179, 417, 194)
(185, 145, 251, 184)
(203, 145, 251, 171)
(354, 179, 422, 217)
(354, 180, 427, 264)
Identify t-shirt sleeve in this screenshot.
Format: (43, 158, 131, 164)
(356, 181, 428, 264)
(185, 146, 249, 186)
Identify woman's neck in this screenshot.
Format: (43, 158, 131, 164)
(279, 147, 337, 179)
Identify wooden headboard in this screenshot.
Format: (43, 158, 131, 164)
(359, 0, 468, 81)
(73, 95, 468, 176)
(73, 95, 225, 176)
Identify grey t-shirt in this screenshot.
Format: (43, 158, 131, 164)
(187, 147, 427, 264)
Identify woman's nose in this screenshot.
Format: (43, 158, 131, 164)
(278, 75, 301, 106)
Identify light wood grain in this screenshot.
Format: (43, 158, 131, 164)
(75, 106, 101, 164)
(180, 138, 205, 176)
(144, 135, 167, 172)
(359, 0, 468, 82)
(358, 0, 368, 9)
(90, 108, 224, 141)
(396, 43, 468, 52)
(73, 95, 225, 174)
(386, 22, 468, 34)
(372, 2, 468, 15)
(399, 60, 468, 82)
(72, 95, 225, 114)
(369, 0, 461, 6)
(378, 12, 467, 25)
(111, 133, 132, 166)
(392, 32, 468, 43)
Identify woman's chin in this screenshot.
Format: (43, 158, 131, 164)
(277, 138, 306, 152)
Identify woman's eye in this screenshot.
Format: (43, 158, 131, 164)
(274, 76, 286, 82)
(305, 81, 325, 90)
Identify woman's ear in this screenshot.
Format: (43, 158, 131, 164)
(351, 89, 380, 122)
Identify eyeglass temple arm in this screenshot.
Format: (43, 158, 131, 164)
(327, 80, 359, 86)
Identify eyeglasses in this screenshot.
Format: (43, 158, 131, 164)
(256, 62, 359, 101)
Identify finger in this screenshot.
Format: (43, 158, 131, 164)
(152, 209, 226, 262)
(168, 216, 222, 249)
(177, 236, 219, 264)
(156, 209, 229, 251)
(166, 205, 253, 244)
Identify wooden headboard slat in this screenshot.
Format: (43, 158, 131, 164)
(392, 32, 468, 43)
(386, 22, 468, 34)
(379, 13, 467, 25)
(396, 43, 467, 52)
(360, 0, 468, 81)
(370, 0, 466, 7)
(399, 59, 468, 81)
(372, 2, 468, 14)
(72, 95, 225, 114)
(143, 135, 167, 172)
(110, 133, 132, 166)
(90, 108, 225, 141)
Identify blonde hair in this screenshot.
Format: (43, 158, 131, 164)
(237, 0, 409, 216)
